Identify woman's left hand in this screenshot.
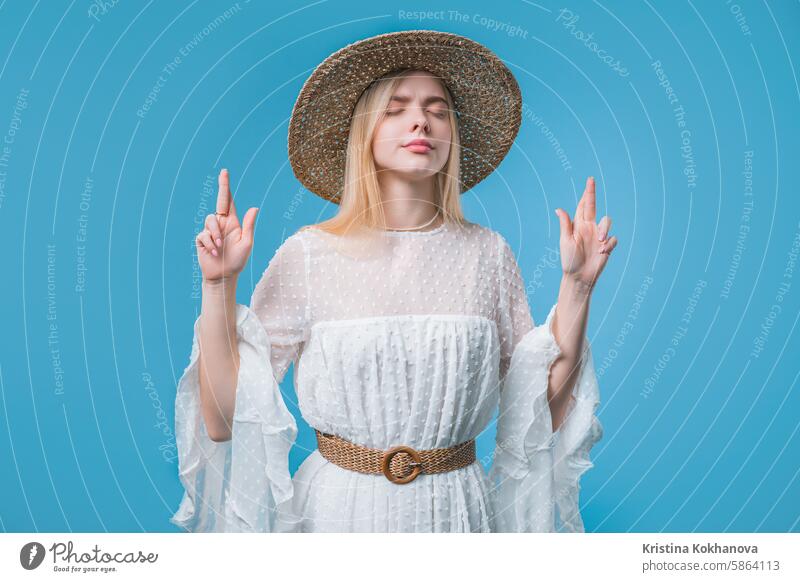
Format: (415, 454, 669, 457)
(555, 176, 618, 292)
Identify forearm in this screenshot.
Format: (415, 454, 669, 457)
(548, 275, 592, 431)
(198, 275, 240, 442)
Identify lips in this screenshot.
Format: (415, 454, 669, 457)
(402, 139, 433, 153)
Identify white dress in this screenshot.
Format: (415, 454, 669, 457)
(170, 220, 603, 533)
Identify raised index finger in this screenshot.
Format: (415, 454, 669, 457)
(216, 169, 231, 215)
(583, 176, 596, 223)
(583, 176, 597, 222)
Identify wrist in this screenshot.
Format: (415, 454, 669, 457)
(202, 275, 239, 296)
(560, 273, 594, 298)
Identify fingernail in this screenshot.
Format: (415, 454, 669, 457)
(211, 249, 218, 257)
(216, 238, 222, 246)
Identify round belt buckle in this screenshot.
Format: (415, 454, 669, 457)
(381, 445, 422, 484)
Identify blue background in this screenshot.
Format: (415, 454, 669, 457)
(0, 0, 798, 533)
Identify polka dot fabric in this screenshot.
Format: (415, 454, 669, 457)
(170, 220, 602, 532)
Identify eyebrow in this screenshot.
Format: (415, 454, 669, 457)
(388, 95, 449, 106)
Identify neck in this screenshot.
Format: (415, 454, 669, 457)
(376, 171, 441, 230)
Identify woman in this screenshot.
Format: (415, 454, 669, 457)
(171, 30, 617, 533)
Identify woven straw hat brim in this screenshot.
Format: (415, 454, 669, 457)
(287, 30, 522, 204)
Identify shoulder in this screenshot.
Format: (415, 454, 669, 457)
(479, 227, 524, 273)
(448, 222, 518, 278)
(460, 222, 512, 257)
(276, 227, 315, 254)
(449, 220, 503, 245)
(259, 228, 311, 277)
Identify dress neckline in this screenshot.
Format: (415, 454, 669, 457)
(380, 221, 447, 236)
(303, 220, 454, 241)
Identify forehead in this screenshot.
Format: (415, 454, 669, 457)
(392, 71, 447, 96)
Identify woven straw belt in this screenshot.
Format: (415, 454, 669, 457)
(314, 429, 476, 484)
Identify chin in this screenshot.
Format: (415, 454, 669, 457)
(385, 164, 443, 180)
(407, 168, 441, 179)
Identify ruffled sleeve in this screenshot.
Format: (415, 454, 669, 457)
(488, 234, 603, 533)
(170, 233, 311, 532)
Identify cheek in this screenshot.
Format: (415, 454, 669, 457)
(435, 121, 452, 144)
(373, 117, 403, 145)
(372, 119, 399, 157)
(433, 123, 452, 162)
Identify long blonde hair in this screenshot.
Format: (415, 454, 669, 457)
(302, 69, 465, 236)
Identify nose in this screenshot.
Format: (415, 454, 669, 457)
(411, 110, 430, 133)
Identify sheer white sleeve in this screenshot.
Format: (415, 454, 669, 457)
(494, 234, 535, 384)
(170, 234, 310, 532)
(489, 234, 603, 533)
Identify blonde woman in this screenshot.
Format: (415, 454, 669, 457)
(172, 31, 617, 533)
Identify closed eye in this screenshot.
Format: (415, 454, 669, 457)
(385, 107, 446, 118)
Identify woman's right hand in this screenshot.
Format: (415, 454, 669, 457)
(196, 168, 259, 283)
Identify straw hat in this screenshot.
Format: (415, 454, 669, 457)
(287, 30, 522, 204)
